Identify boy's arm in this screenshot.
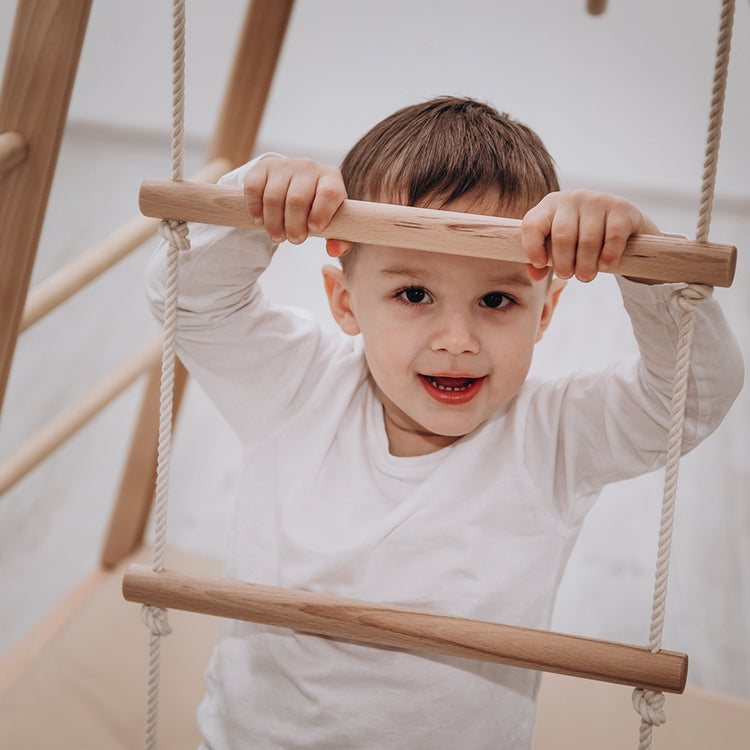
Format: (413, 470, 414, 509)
(519, 191, 743, 515)
(145, 157, 353, 444)
(546, 276, 743, 514)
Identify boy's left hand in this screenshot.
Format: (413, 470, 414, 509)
(521, 190, 662, 282)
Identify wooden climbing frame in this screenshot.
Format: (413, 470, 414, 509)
(0, 0, 295, 572)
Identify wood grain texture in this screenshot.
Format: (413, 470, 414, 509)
(123, 564, 688, 693)
(139, 179, 737, 287)
(0, 0, 93, 414)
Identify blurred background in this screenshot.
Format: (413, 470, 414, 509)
(0, 0, 748, 702)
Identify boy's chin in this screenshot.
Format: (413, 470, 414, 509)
(418, 416, 486, 440)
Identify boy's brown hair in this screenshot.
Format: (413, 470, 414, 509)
(339, 96, 559, 270)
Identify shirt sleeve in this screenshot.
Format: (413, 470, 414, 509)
(144, 158, 357, 445)
(524, 277, 744, 522)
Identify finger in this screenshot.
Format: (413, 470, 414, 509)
(284, 171, 319, 244)
(525, 263, 551, 282)
(575, 211, 605, 282)
(308, 169, 347, 233)
(243, 163, 270, 226)
(599, 207, 637, 272)
(326, 239, 354, 258)
(521, 200, 554, 270)
(261, 167, 294, 243)
(548, 205, 579, 280)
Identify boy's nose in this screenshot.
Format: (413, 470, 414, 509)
(430, 310, 480, 356)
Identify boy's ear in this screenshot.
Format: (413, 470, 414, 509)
(322, 264, 360, 336)
(535, 277, 566, 343)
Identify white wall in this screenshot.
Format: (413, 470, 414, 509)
(1, 0, 748, 708)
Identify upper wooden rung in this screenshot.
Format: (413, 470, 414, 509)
(139, 178, 737, 287)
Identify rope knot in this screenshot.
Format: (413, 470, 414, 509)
(158, 218, 191, 252)
(632, 688, 667, 727)
(141, 604, 173, 637)
(669, 283, 713, 314)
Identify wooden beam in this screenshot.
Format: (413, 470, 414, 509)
(138, 179, 737, 288)
(101, 356, 188, 569)
(0, 0, 93, 416)
(207, 0, 295, 167)
(123, 565, 688, 694)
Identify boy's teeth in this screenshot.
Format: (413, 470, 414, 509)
(426, 376, 475, 392)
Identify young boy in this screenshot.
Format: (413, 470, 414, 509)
(146, 97, 742, 750)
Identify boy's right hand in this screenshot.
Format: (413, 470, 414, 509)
(243, 156, 351, 255)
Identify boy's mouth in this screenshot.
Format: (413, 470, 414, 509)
(419, 374, 485, 404)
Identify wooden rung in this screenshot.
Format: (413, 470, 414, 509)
(0, 131, 27, 174)
(139, 178, 737, 288)
(20, 215, 159, 332)
(122, 564, 688, 693)
(0, 336, 162, 496)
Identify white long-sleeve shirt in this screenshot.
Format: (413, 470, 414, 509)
(146, 162, 743, 750)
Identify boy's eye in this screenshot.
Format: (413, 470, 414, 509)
(398, 287, 432, 305)
(480, 292, 513, 309)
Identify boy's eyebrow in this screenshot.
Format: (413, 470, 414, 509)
(485, 272, 534, 288)
(380, 263, 534, 288)
(379, 264, 429, 281)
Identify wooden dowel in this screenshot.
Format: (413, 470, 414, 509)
(123, 565, 688, 693)
(20, 215, 159, 332)
(19, 160, 231, 333)
(0, 131, 27, 173)
(0, 336, 162, 496)
(139, 179, 737, 288)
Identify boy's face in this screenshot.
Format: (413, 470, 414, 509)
(323, 196, 564, 458)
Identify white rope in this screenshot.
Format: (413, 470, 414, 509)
(632, 1, 734, 746)
(141, 2, 189, 749)
(696, 0, 736, 244)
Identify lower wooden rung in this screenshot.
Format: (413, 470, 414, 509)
(122, 564, 687, 694)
